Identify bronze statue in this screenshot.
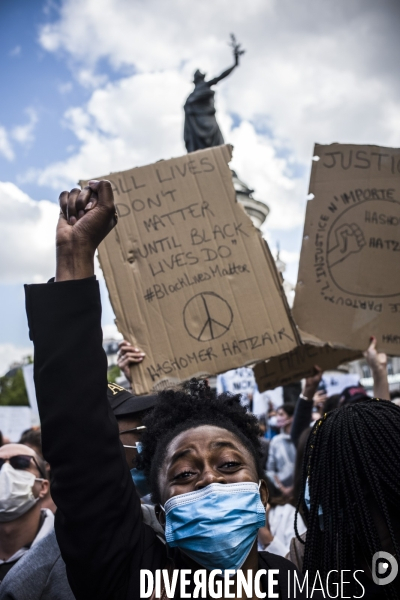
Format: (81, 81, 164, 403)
(184, 34, 245, 153)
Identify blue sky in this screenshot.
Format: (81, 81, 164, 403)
(0, 1, 81, 199)
(0, 0, 399, 373)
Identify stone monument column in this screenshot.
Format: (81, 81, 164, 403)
(183, 35, 269, 229)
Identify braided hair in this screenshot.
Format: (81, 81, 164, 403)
(295, 399, 400, 599)
(137, 379, 263, 504)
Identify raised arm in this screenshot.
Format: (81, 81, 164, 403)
(290, 366, 323, 447)
(207, 62, 237, 87)
(364, 336, 390, 400)
(207, 34, 244, 86)
(25, 182, 162, 599)
(55, 181, 116, 281)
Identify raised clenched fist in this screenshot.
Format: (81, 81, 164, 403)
(56, 180, 117, 281)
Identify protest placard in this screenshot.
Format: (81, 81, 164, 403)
(81, 145, 299, 394)
(0, 406, 35, 442)
(22, 363, 39, 416)
(253, 330, 362, 392)
(293, 143, 400, 355)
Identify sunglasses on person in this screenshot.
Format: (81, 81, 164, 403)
(0, 455, 46, 479)
(118, 425, 146, 451)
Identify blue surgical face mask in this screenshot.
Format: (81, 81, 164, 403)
(162, 481, 266, 573)
(126, 441, 149, 498)
(130, 468, 151, 499)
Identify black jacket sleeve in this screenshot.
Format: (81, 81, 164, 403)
(290, 395, 313, 448)
(25, 278, 165, 600)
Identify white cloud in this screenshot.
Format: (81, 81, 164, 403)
(102, 323, 122, 341)
(0, 110, 39, 161)
(229, 121, 301, 229)
(0, 126, 14, 161)
(38, 0, 231, 71)
(0, 182, 59, 284)
(58, 81, 73, 94)
(9, 45, 21, 57)
(33, 0, 400, 231)
(279, 249, 300, 265)
(0, 344, 33, 377)
(24, 70, 190, 190)
(12, 108, 38, 146)
(23, 70, 299, 228)
(76, 69, 108, 89)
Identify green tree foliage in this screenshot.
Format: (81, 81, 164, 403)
(107, 364, 121, 384)
(0, 368, 29, 406)
(0, 361, 121, 406)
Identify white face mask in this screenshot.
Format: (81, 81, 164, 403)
(0, 463, 40, 522)
(268, 415, 278, 428)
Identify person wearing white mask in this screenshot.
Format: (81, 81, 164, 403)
(0, 443, 52, 583)
(265, 403, 296, 499)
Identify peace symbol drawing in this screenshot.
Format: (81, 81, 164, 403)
(183, 292, 234, 342)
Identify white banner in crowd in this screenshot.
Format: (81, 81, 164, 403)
(322, 372, 360, 397)
(217, 367, 255, 409)
(0, 406, 37, 442)
(22, 363, 39, 416)
(216, 367, 283, 415)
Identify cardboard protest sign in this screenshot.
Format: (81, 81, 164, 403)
(293, 144, 400, 355)
(253, 330, 362, 392)
(81, 146, 299, 394)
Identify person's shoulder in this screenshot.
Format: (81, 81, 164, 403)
(0, 530, 61, 597)
(43, 554, 75, 600)
(9, 529, 59, 574)
(270, 433, 285, 445)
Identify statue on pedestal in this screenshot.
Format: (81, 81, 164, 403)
(184, 34, 245, 153)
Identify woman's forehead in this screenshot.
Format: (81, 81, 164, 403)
(164, 425, 249, 460)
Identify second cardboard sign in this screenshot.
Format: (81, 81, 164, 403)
(293, 143, 400, 355)
(254, 330, 362, 392)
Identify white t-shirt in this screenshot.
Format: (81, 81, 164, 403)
(258, 503, 306, 557)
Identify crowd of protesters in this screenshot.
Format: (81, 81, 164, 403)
(0, 180, 399, 599)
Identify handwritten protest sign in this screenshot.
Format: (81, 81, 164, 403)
(82, 146, 299, 393)
(254, 330, 362, 392)
(293, 144, 400, 355)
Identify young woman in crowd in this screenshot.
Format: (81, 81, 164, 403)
(265, 403, 296, 498)
(24, 181, 311, 599)
(295, 398, 400, 599)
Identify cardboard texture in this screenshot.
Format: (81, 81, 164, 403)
(293, 143, 400, 355)
(253, 330, 362, 392)
(81, 146, 299, 394)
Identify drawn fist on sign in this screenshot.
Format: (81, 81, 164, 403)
(328, 223, 365, 268)
(336, 223, 365, 255)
